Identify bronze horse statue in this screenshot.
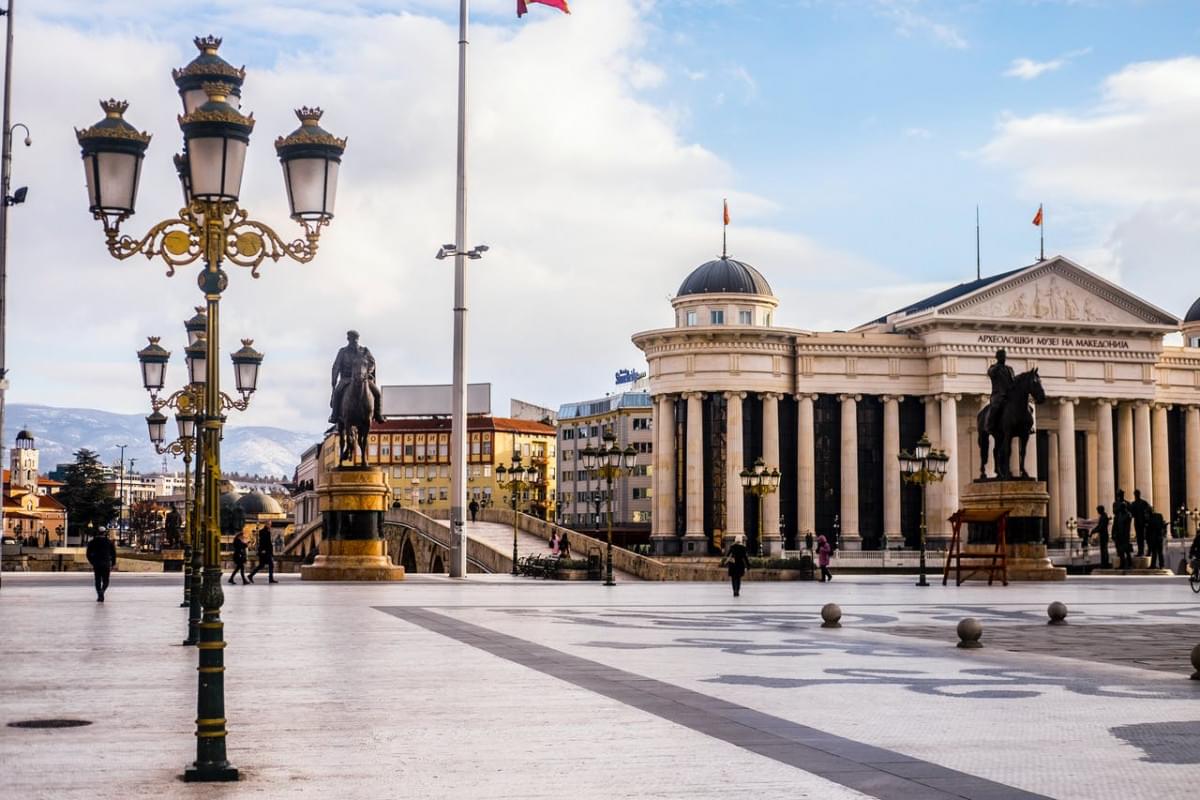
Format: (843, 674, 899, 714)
(336, 359, 374, 467)
(976, 367, 1046, 480)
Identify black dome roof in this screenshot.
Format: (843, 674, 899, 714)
(1185, 297, 1200, 324)
(237, 491, 283, 516)
(15, 429, 33, 442)
(677, 257, 772, 297)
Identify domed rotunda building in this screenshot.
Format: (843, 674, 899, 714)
(633, 253, 1200, 557)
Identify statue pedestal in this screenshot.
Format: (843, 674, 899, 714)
(960, 480, 1065, 582)
(301, 466, 405, 582)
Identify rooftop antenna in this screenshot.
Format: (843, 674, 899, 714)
(975, 204, 981, 281)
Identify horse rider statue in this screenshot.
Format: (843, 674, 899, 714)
(329, 330, 386, 426)
(984, 348, 1014, 436)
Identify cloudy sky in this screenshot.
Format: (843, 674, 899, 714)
(10, 0, 1200, 433)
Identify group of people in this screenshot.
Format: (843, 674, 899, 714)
(230, 525, 278, 584)
(1091, 489, 1171, 570)
(723, 533, 835, 597)
(548, 530, 571, 558)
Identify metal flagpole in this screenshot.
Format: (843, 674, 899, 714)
(1039, 204, 1044, 262)
(449, 0, 470, 577)
(0, 1, 15, 587)
(975, 205, 980, 281)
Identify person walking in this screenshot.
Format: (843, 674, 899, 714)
(85, 526, 117, 602)
(559, 531, 571, 559)
(1146, 509, 1165, 570)
(549, 530, 560, 557)
(1093, 505, 1111, 569)
(1130, 489, 1149, 557)
(1113, 492, 1133, 570)
(469, 498, 479, 523)
(229, 532, 249, 585)
(817, 534, 833, 582)
(247, 525, 277, 583)
(725, 535, 750, 597)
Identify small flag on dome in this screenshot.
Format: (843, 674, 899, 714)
(518, 0, 570, 17)
(723, 198, 730, 227)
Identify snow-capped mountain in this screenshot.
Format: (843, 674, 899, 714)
(3, 404, 319, 478)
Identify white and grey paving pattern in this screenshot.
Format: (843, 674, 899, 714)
(1, 572, 1197, 798)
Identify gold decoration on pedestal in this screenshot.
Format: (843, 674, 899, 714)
(301, 466, 405, 581)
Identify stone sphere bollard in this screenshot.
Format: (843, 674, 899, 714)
(1191, 644, 1200, 681)
(1047, 601, 1068, 625)
(820, 603, 842, 629)
(956, 617, 983, 649)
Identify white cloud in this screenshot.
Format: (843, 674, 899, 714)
(12, 0, 892, 432)
(1004, 48, 1090, 80)
(875, 0, 967, 50)
(981, 56, 1200, 316)
(904, 127, 932, 139)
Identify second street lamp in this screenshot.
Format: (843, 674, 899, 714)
(739, 457, 781, 557)
(496, 457, 539, 576)
(897, 433, 949, 587)
(580, 429, 637, 587)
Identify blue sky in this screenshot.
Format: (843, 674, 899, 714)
(11, 0, 1200, 432)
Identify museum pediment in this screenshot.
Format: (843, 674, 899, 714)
(933, 257, 1177, 328)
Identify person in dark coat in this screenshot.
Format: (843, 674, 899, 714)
(247, 525, 277, 583)
(229, 532, 249, 585)
(469, 499, 479, 522)
(558, 531, 571, 559)
(817, 534, 833, 582)
(1113, 492, 1133, 570)
(1146, 509, 1165, 570)
(85, 527, 117, 602)
(1093, 505, 1111, 569)
(1130, 489, 1149, 557)
(725, 535, 750, 597)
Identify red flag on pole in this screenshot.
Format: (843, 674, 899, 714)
(723, 199, 730, 226)
(1032, 205, 1043, 226)
(518, 0, 570, 17)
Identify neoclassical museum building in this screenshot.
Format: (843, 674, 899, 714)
(632, 254, 1200, 556)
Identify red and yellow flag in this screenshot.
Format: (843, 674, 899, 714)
(1032, 205, 1043, 226)
(723, 198, 730, 226)
(518, 0, 570, 17)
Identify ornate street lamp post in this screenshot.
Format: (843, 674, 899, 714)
(739, 457, 781, 557)
(78, 35, 342, 783)
(898, 433, 949, 588)
(496, 456, 539, 576)
(580, 429, 637, 587)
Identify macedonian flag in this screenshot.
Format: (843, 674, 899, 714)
(518, 0, 570, 17)
(1032, 205, 1043, 226)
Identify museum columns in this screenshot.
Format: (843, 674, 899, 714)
(1096, 399, 1115, 512)
(1117, 403, 1135, 497)
(761, 393, 782, 554)
(839, 394, 860, 548)
(1047, 432, 1061, 541)
(882, 395, 901, 541)
(940, 394, 960, 522)
(1057, 398, 1078, 528)
(923, 397, 944, 537)
(1188, 406, 1200, 536)
(796, 394, 816, 538)
(724, 392, 746, 541)
(651, 394, 675, 546)
(1134, 401, 1153, 504)
(684, 392, 706, 550)
(1151, 404, 1170, 515)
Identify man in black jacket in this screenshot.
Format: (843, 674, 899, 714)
(1146, 509, 1166, 570)
(1130, 489, 1150, 557)
(85, 527, 117, 602)
(247, 525, 278, 583)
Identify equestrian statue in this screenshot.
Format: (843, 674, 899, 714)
(976, 348, 1046, 480)
(329, 330, 386, 466)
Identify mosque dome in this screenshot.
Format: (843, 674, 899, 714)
(1185, 296, 1200, 324)
(237, 491, 284, 516)
(677, 257, 772, 298)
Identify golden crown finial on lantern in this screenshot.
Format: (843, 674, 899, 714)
(100, 98, 129, 118)
(194, 35, 223, 54)
(202, 82, 234, 102)
(295, 107, 324, 126)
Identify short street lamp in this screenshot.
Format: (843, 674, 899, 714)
(580, 429, 637, 587)
(496, 457, 539, 576)
(897, 433, 949, 588)
(739, 457, 780, 556)
(81, 34, 341, 783)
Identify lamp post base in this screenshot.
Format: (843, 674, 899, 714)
(183, 763, 239, 783)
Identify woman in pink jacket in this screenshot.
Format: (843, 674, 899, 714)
(817, 534, 833, 582)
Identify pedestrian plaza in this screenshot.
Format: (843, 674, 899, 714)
(2, 572, 1198, 799)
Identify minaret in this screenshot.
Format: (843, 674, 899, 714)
(10, 428, 37, 492)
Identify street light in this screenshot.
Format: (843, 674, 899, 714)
(496, 456, 540, 576)
(739, 456, 781, 557)
(1065, 517, 1079, 562)
(897, 433, 949, 587)
(579, 428, 637, 587)
(80, 35, 341, 782)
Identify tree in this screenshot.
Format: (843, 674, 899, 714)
(129, 501, 162, 549)
(164, 508, 182, 548)
(56, 449, 120, 543)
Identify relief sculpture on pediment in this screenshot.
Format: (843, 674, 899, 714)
(974, 276, 1120, 322)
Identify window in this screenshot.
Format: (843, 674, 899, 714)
(380, 440, 390, 458)
(632, 488, 650, 500)
(405, 467, 415, 478)
(563, 429, 575, 440)
(440, 465, 449, 478)
(686, 310, 697, 326)
(633, 417, 651, 431)
(739, 309, 753, 325)
(470, 433, 481, 456)
(439, 434, 449, 460)
(483, 465, 492, 478)
(416, 466, 426, 479)
(392, 467, 403, 479)
(482, 435, 492, 456)
(710, 309, 724, 325)
(635, 441, 653, 454)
